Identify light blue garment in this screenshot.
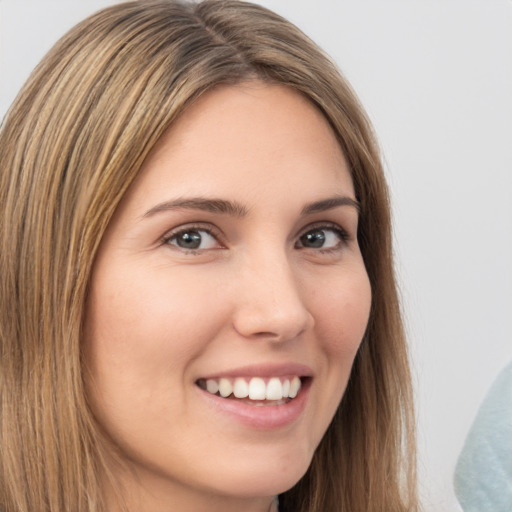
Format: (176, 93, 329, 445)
(454, 361, 512, 512)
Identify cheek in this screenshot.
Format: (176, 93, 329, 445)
(312, 266, 372, 357)
(82, 264, 231, 443)
(85, 263, 224, 359)
(299, 265, 371, 451)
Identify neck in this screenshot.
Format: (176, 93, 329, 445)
(102, 470, 277, 512)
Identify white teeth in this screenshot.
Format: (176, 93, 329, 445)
(233, 378, 249, 398)
(289, 376, 301, 398)
(266, 378, 283, 400)
(202, 376, 303, 401)
(248, 377, 266, 400)
(206, 379, 219, 394)
(218, 378, 232, 398)
(282, 379, 290, 397)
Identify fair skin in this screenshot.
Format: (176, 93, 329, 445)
(84, 82, 372, 512)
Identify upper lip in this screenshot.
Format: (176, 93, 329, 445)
(198, 363, 314, 381)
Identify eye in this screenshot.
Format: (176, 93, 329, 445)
(296, 225, 348, 251)
(165, 227, 221, 251)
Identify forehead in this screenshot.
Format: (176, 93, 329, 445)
(122, 82, 354, 212)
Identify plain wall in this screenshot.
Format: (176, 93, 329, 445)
(1, 1, 511, 511)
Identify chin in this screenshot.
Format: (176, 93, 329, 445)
(206, 447, 313, 499)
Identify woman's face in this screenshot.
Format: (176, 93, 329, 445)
(84, 83, 372, 512)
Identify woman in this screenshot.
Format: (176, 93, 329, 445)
(0, 1, 417, 511)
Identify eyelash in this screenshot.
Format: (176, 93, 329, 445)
(295, 222, 351, 253)
(162, 222, 351, 254)
(162, 223, 224, 253)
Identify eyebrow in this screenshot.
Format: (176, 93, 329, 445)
(142, 198, 248, 218)
(142, 195, 359, 219)
(301, 196, 360, 215)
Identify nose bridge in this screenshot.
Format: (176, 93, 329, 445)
(232, 245, 312, 341)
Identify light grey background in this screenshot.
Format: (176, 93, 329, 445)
(1, 1, 511, 511)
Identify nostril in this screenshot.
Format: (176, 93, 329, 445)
(253, 331, 280, 338)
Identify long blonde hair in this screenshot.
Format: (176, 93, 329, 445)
(0, 1, 417, 510)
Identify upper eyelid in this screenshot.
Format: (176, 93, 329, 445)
(162, 223, 224, 244)
(296, 221, 351, 238)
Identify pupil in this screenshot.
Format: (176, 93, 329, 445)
(178, 231, 201, 249)
(302, 230, 325, 248)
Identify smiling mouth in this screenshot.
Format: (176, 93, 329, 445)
(196, 376, 304, 405)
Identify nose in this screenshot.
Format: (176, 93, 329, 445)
(231, 251, 313, 342)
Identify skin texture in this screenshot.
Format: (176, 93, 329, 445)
(83, 82, 372, 512)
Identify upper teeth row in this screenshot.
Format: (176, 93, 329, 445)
(205, 376, 302, 401)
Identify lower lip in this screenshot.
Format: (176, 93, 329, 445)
(197, 379, 311, 430)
